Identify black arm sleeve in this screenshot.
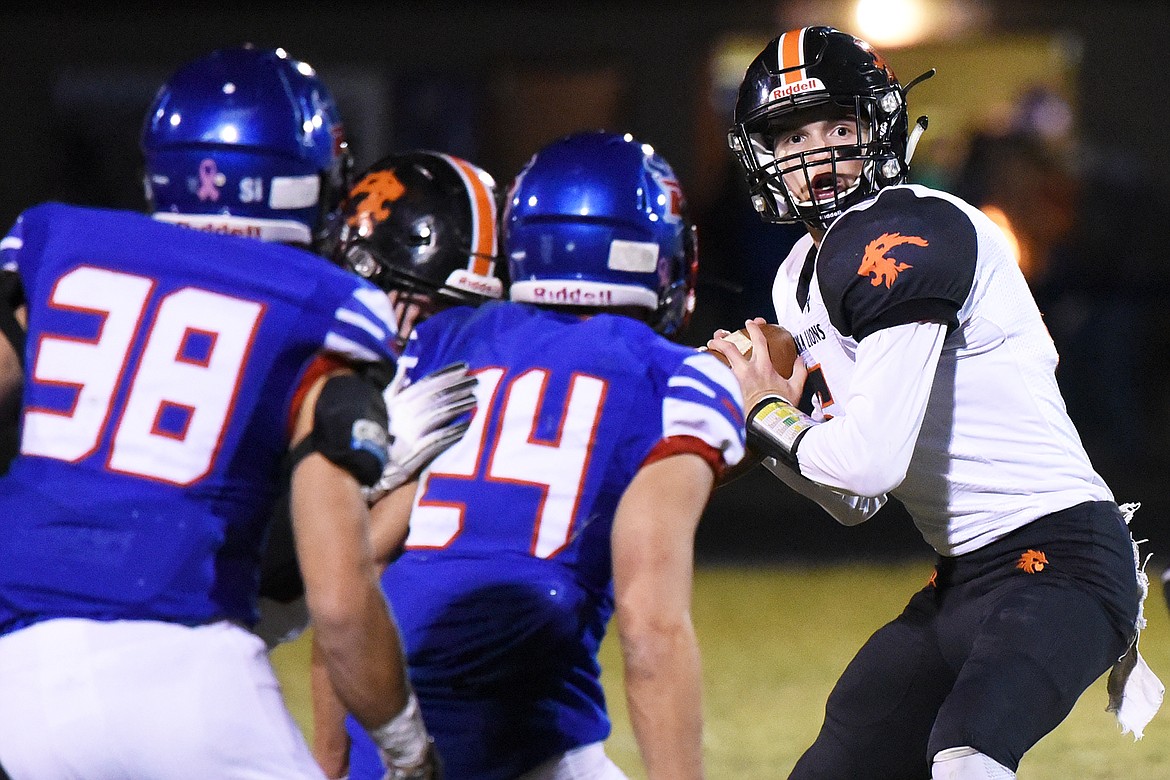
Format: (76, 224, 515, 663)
(259, 369, 391, 602)
(258, 461, 304, 603)
(283, 371, 390, 487)
(0, 270, 26, 364)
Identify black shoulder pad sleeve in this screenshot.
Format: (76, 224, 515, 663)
(298, 372, 390, 487)
(818, 188, 977, 341)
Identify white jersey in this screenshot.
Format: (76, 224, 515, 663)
(770, 184, 1111, 556)
(763, 230, 887, 527)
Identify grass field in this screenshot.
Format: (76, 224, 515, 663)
(272, 561, 1170, 779)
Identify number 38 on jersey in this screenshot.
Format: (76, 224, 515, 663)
(22, 265, 263, 486)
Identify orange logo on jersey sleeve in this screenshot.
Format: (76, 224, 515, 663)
(857, 232, 927, 288)
(346, 170, 406, 229)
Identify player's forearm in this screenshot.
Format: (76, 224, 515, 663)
(369, 480, 419, 565)
(621, 618, 705, 780)
(309, 562, 409, 724)
(611, 454, 711, 778)
(313, 583, 434, 775)
(291, 453, 410, 727)
(761, 455, 885, 525)
(311, 633, 354, 778)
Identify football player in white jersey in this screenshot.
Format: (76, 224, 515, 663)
(708, 25, 1163, 780)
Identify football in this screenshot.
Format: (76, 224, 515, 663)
(703, 323, 799, 379)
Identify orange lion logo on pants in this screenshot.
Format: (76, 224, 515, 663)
(857, 232, 927, 288)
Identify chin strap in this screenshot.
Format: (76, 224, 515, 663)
(904, 68, 937, 94)
(901, 67, 935, 169)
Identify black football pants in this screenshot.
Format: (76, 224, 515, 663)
(789, 501, 1140, 779)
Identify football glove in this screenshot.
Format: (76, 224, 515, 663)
(364, 362, 477, 504)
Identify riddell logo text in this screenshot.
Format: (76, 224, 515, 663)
(450, 271, 501, 297)
(770, 78, 825, 101)
(176, 222, 263, 239)
(530, 287, 613, 305)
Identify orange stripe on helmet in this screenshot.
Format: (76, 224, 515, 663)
(441, 154, 498, 278)
(779, 27, 808, 85)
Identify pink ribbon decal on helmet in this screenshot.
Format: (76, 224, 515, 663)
(197, 159, 221, 202)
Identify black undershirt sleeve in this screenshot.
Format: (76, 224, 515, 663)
(0, 271, 26, 364)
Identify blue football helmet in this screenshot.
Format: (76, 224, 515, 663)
(140, 45, 351, 251)
(503, 131, 697, 336)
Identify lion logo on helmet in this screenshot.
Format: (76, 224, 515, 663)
(345, 170, 406, 232)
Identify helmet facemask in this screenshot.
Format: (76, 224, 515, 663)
(340, 239, 496, 308)
(731, 89, 908, 231)
(313, 146, 355, 255)
(341, 241, 475, 352)
(653, 221, 699, 337)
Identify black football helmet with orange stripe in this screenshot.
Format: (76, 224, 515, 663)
(333, 151, 504, 311)
(729, 26, 932, 230)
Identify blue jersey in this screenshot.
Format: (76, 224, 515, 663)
(347, 301, 744, 780)
(0, 203, 397, 632)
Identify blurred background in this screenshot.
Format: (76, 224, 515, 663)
(2, 0, 1168, 565)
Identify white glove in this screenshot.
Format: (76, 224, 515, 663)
(365, 362, 477, 504)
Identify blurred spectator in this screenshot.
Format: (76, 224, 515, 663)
(950, 86, 1167, 469)
(951, 88, 1080, 289)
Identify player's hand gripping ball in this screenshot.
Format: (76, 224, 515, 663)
(704, 323, 799, 379)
